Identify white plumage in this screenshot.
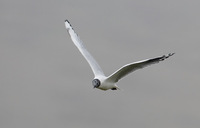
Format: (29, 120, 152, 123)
(65, 20, 174, 91)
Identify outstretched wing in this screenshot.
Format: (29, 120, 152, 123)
(65, 20, 105, 77)
(107, 53, 175, 83)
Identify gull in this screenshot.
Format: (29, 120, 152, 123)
(65, 20, 174, 91)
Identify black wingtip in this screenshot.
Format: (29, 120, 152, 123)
(65, 19, 69, 23)
(160, 52, 175, 61)
(167, 53, 175, 58)
(169, 53, 175, 56)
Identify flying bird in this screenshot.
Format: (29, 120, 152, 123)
(65, 20, 174, 91)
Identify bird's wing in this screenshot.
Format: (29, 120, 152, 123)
(107, 53, 174, 83)
(65, 20, 105, 77)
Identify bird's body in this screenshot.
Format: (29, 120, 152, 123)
(65, 20, 174, 91)
(93, 76, 119, 90)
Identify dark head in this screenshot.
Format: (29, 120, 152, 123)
(92, 79, 101, 88)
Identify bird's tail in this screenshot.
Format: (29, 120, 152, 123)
(116, 86, 121, 90)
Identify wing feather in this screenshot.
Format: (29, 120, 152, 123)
(107, 53, 174, 83)
(65, 20, 105, 77)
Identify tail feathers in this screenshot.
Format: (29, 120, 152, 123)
(111, 86, 121, 90)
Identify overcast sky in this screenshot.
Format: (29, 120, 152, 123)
(0, 0, 200, 128)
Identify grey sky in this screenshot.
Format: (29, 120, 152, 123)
(0, 0, 200, 128)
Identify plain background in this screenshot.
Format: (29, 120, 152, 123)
(0, 0, 199, 128)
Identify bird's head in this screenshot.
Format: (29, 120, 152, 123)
(92, 79, 101, 88)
